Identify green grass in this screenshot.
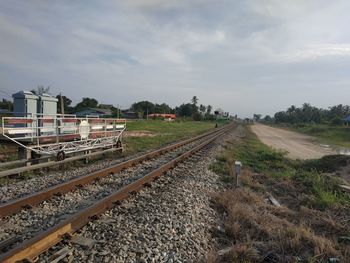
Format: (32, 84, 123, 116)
(124, 119, 228, 153)
(277, 123, 350, 148)
(210, 125, 350, 209)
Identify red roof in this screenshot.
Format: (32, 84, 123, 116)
(148, 113, 176, 119)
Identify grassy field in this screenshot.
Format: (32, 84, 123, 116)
(209, 125, 350, 262)
(275, 123, 350, 148)
(124, 119, 228, 154)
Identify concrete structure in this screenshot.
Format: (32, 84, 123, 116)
(38, 93, 58, 116)
(12, 91, 58, 117)
(12, 91, 38, 117)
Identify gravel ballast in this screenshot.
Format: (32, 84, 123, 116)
(1, 126, 240, 262)
(0, 135, 220, 248)
(39, 129, 240, 262)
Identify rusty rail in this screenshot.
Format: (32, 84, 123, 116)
(0, 146, 123, 178)
(0, 125, 231, 262)
(0, 125, 230, 218)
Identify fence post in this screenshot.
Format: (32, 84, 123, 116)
(234, 161, 242, 187)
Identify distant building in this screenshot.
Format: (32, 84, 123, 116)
(121, 110, 138, 119)
(147, 113, 176, 120)
(214, 108, 229, 119)
(99, 104, 113, 109)
(73, 108, 112, 117)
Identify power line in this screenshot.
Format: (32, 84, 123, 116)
(0, 90, 12, 100)
(0, 89, 11, 96)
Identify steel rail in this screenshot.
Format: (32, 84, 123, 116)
(0, 147, 124, 178)
(0, 125, 230, 218)
(0, 125, 231, 263)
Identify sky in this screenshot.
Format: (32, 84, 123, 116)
(0, 0, 350, 118)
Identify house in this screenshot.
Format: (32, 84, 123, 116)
(214, 109, 229, 119)
(73, 108, 112, 118)
(0, 109, 10, 114)
(99, 104, 113, 109)
(147, 113, 176, 120)
(121, 110, 138, 119)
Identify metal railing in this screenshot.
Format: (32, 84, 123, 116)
(2, 114, 126, 156)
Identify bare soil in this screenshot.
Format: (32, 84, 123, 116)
(251, 123, 335, 159)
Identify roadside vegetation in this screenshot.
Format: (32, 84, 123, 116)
(282, 123, 350, 148)
(209, 125, 350, 262)
(256, 103, 350, 148)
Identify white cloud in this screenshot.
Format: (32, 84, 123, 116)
(283, 44, 350, 62)
(0, 0, 350, 117)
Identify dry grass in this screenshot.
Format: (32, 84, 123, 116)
(210, 184, 348, 262)
(209, 125, 350, 262)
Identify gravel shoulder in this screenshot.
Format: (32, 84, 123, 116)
(0, 138, 211, 245)
(251, 123, 335, 159)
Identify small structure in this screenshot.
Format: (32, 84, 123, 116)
(3, 92, 126, 161)
(2, 114, 126, 160)
(214, 109, 229, 119)
(73, 108, 112, 118)
(147, 113, 176, 120)
(121, 110, 138, 119)
(13, 91, 39, 117)
(99, 104, 113, 109)
(38, 93, 58, 116)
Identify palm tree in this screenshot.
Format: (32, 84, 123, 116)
(191, 96, 198, 106)
(199, 104, 206, 115)
(206, 105, 212, 114)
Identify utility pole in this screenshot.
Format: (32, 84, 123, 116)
(60, 93, 64, 115)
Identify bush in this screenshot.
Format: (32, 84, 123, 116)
(331, 117, 343, 125)
(300, 155, 350, 173)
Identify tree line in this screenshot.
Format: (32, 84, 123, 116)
(131, 96, 215, 120)
(258, 103, 350, 125)
(0, 86, 217, 120)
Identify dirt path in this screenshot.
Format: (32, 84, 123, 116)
(251, 123, 335, 159)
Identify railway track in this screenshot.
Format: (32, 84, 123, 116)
(0, 124, 233, 262)
(0, 146, 124, 178)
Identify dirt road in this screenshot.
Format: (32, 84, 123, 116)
(251, 123, 335, 159)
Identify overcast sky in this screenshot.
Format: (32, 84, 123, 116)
(0, 0, 350, 117)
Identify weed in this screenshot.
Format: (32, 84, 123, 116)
(210, 125, 350, 208)
(125, 120, 221, 154)
(212, 188, 343, 262)
(210, 125, 350, 261)
(287, 123, 350, 148)
(300, 155, 350, 173)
